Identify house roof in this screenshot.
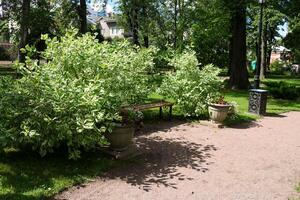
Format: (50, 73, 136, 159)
(97, 17, 117, 23)
(86, 1, 114, 24)
(272, 46, 291, 52)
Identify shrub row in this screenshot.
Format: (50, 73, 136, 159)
(265, 81, 300, 100)
(0, 30, 222, 159)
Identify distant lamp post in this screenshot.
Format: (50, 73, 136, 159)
(249, 0, 268, 116)
(253, 0, 266, 89)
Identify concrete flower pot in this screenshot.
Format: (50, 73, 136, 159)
(208, 104, 231, 124)
(105, 126, 134, 151)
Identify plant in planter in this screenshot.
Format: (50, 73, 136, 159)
(208, 96, 232, 124)
(105, 109, 143, 151)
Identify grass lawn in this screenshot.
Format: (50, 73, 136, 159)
(0, 149, 126, 200)
(224, 89, 300, 125)
(263, 75, 300, 86)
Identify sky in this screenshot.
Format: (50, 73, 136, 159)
(278, 23, 288, 38)
(108, 0, 118, 11)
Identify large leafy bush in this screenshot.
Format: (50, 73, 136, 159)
(159, 51, 222, 117)
(0, 30, 155, 159)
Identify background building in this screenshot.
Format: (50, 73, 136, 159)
(270, 46, 292, 63)
(87, 0, 124, 39)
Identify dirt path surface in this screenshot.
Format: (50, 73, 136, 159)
(56, 112, 300, 200)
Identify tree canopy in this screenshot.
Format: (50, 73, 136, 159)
(0, 0, 297, 88)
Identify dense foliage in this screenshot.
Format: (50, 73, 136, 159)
(265, 81, 300, 100)
(0, 30, 155, 159)
(283, 0, 300, 63)
(269, 60, 287, 75)
(159, 51, 222, 117)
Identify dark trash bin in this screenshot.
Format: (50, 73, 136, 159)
(248, 89, 268, 115)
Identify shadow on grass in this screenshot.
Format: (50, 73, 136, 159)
(0, 149, 120, 200)
(0, 194, 42, 200)
(223, 113, 258, 128)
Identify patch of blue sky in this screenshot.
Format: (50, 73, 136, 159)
(109, 0, 119, 12)
(278, 23, 288, 38)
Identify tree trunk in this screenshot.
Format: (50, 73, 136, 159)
(141, 5, 149, 48)
(266, 29, 275, 71)
(228, 20, 234, 76)
(229, 0, 249, 89)
(266, 48, 272, 71)
(79, 0, 87, 34)
(174, 0, 178, 49)
(132, 7, 139, 46)
(18, 0, 31, 63)
(260, 29, 266, 79)
(143, 35, 149, 48)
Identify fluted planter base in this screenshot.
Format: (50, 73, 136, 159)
(208, 104, 231, 124)
(105, 126, 134, 151)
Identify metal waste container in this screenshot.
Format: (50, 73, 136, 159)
(248, 89, 268, 115)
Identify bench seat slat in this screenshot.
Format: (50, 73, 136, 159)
(122, 101, 174, 111)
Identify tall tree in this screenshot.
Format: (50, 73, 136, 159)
(119, 0, 139, 45)
(247, 0, 287, 77)
(119, 0, 157, 46)
(191, 0, 231, 68)
(284, 0, 300, 63)
(228, 0, 249, 89)
(119, 0, 195, 49)
(78, 0, 87, 34)
(18, 0, 31, 62)
(52, 0, 79, 36)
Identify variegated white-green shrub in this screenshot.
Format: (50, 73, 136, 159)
(0, 30, 155, 159)
(158, 51, 223, 117)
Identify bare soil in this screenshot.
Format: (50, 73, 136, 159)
(56, 112, 300, 200)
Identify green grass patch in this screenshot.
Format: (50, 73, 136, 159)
(0, 149, 125, 200)
(224, 90, 260, 125)
(289, 184, 300, 200)
(224, 89, 300, 125)
(262, 75, 300, 88)
(223, 75, 300, 125)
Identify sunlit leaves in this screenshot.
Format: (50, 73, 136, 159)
(159, 51, 223, 117)
(0, 30, 155, 159)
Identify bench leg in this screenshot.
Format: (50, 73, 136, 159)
(159, 107, 163, 119)
(169, 106, 172, 120)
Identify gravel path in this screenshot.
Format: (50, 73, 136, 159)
(56, 112, 300, 200)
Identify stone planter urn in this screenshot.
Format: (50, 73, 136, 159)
(208, 103, 231, 124)
(105, 125, 134, 151)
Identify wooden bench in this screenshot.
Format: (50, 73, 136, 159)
(121, 100, 174, 119)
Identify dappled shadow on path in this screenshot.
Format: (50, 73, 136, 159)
(103, 136, 217, 191)
(135, 120, 188, 137)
